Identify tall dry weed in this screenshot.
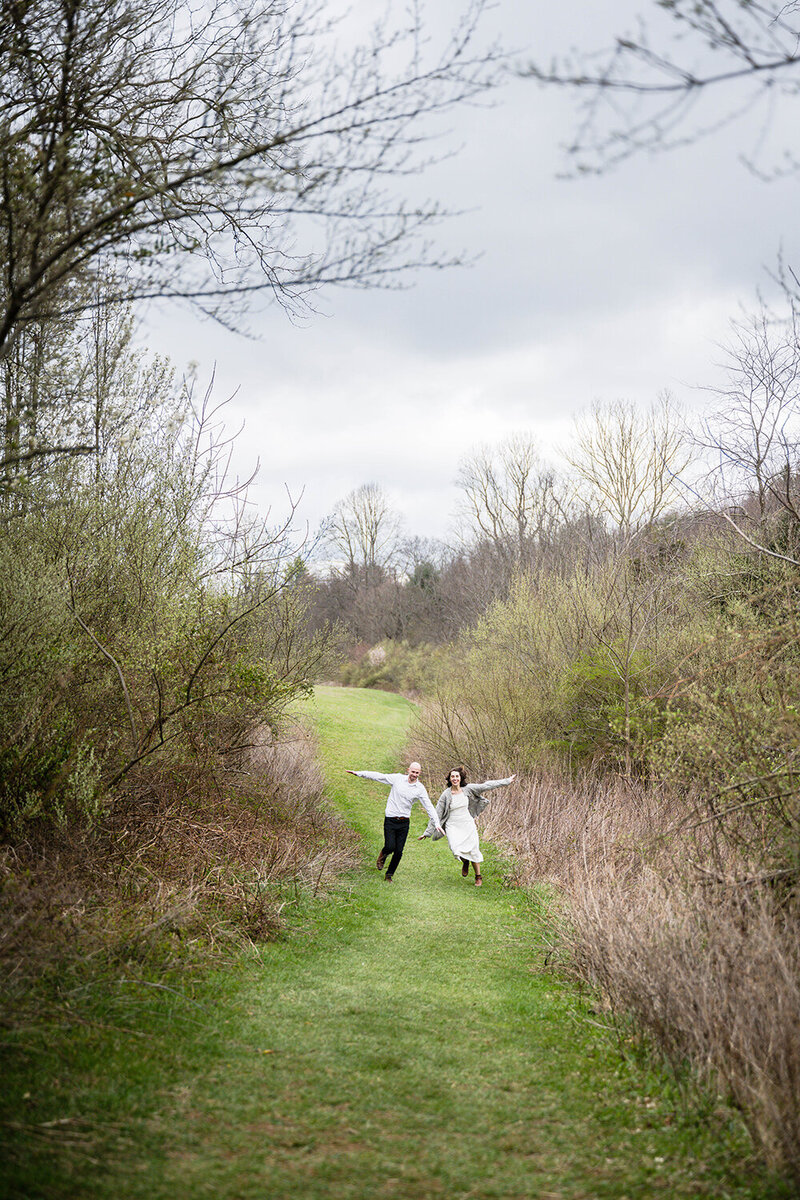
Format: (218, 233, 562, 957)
(0, 724, 358, 1019)
(566, 874, 800, 1180)
(479, 770, 677, 889)
(430, 763, 800, 1186)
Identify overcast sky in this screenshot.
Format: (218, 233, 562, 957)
(140, 0, 799, 551)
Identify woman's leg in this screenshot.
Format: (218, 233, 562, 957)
(461, 857, 469, 877)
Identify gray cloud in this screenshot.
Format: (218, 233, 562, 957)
(140, 0, 799, 543)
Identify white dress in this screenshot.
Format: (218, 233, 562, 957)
(445, 790, 483, 864)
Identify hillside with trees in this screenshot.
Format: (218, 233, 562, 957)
(309, 309, 800, 1182)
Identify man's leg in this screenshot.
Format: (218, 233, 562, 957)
(385, 817, 410, 878)
(377, 816, 394, 870)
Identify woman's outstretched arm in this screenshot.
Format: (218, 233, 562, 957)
(471, 774, 516, 792)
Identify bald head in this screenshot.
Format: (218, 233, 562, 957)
(407, 762, 421, 782)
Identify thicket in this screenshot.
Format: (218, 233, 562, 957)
(0, 304, 353, 1014)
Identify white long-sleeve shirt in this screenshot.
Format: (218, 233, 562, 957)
(351, 771, 439, 825)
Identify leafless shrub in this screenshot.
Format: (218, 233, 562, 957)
(479, 769, 678, 889)
(470, 765, 800, 1185)
(567, 875, 800, 1184)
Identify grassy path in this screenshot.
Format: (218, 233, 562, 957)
(3, 687, 788, 1199)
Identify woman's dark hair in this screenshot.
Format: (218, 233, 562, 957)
(446, 766, 467, 787)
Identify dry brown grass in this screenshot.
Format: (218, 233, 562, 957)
(0, 725, 359, 1017)
(479, 769, 675, 888)
(566, 872, 800, 1181)
(431, 764, 800, 1187)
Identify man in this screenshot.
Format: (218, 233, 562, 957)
(346, 762, 443, 882)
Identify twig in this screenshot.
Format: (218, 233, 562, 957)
(66, 582, 138, 754)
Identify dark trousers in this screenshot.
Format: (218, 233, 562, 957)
(382, 816, 410, 876)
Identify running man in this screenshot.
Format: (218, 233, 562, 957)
(347, 762, 443, 881)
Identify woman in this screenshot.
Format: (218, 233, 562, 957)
(419, 767, 515, 886)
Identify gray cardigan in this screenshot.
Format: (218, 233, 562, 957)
(420, 778, 514, 840)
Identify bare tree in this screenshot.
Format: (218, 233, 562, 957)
(317, 482, 406, 643)
(326, 482, 403, 586)
(565, 395, 688, 544)
(697, 306, 800, 563)
(0, 0, 499, 360)
(521, 0, 800, 177)
(456, 432, 561, 571)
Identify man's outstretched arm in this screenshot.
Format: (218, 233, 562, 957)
(347, 769, 393, 785)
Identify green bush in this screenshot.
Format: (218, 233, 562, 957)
(0, 375, 331, 835)
(556, 643, 668, 769)
(647, 564, 800, 870)
(339, 639, 446, 696)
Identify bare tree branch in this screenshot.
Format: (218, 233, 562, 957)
(1, 0, 501, 359)
(521, 1, 800, 177)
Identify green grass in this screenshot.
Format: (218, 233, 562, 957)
(0, 686, 793, 1199)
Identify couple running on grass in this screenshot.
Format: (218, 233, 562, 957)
(347, 762, 515, 887)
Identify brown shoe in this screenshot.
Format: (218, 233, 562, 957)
(376, 851, 386, 870)
(474, 874, 482, 887)
(384, 873, 393, 882)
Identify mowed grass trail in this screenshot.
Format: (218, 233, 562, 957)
(141, 687, 783, 1199)
(4, 687, 788, 1199)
